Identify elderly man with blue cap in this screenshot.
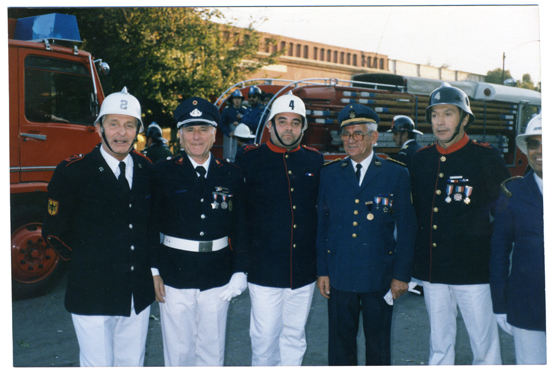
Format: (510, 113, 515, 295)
(490, 113, 545, 364)
(149, 97, 248, 366)
(316, 103, 417, 365)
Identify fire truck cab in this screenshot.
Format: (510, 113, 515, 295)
(9, 13, 107, 298)
(214, 75, 541, 176)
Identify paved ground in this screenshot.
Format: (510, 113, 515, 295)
(11, 275, 517, 367)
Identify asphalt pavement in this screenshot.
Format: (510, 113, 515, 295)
(11, 275, 517, 367)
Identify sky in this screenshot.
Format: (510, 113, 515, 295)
(4, 1, 543, 84)
(211, 2, 542, 84)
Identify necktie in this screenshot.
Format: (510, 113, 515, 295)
(195, 166, 206, 189)
(355, 163, 362, 184)
(195, 166, 207, 179)
(118, 161, 130, 193)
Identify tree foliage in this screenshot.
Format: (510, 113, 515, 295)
(67, 7, 281, 126)
(485, 67, 540, 92)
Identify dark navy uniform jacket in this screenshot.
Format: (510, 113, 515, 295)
(42, 144, 155, 316)
(234, 140, 324, 289)
(240, 103, 266, 134)
(316, 154, 417, 293)
(219, 105, 247, 137)
(410, 135, 511, 285)
(490, 171, 545, 332)
(395, 140, 421, 171)
(141, 142, 173, 164)
(149, 153, 248, 291)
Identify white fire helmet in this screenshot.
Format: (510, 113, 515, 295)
(95, 87, 144, 133)
(516, 113, 542, 154)
(267, 92, 308, 130)
(234, 123, 256, 139)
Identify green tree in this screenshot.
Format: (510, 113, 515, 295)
(485, 68, 513, 84)
(69, 7, 281, 126)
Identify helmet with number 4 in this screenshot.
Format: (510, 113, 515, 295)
(425, 82, 475, 128)
(267, 92, 308, 130)
(95, 87, 144, 133)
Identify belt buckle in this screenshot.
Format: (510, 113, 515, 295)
(198, 241, 213, 252)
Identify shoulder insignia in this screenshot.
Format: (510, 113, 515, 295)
(302, 145, 322, 154)
(132, 149, 153, 164)
(472, 140, 492, 148)
(64, 153, 84, 167)
(500, 176, 523, 197)
(385, 156, 406, 167)
(323, 158, 342, 167)
(175, 155, 185, 165)
(242, 143, 261, 153)
(418, 143, 435, 152)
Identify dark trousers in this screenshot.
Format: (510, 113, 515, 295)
(328, 287, 393, 365)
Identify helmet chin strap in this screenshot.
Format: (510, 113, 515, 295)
(443, 111, 467, 145)
(100, 121, 137, 156)
(272, 119, 304, 149)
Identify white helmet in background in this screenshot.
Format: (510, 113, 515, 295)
(95, 87, 144, 133)
(516, 113, 542, 154)
(234, 123, 256, 139)
(267, 92, 308, 131)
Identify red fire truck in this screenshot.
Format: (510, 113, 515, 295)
(9, 13, 108, 298)
(214, 75, 541, 176)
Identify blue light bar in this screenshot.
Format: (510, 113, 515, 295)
(14, 13, 82, 43)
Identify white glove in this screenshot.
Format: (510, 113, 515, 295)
(219, 272, 248, 301)
(384, 281, 421, 305)
(495, 313, 513, 335)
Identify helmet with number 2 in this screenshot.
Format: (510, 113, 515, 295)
(95, 87, 144, 133)
(267, 92, 308, 131)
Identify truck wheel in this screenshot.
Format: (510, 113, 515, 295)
(11, 205, 67, 300)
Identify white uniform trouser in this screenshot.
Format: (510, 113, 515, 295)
(249, 282, 315, 366)
(513, 326, 547, 364)
(71, 301, 150, 367)
(422, 282, 501, 365)
(159, 284, 230, 366)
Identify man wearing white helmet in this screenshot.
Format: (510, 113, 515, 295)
(42, 87, 155, 366)
(490, 113, 545, 364)
(235, 93, 324, 366)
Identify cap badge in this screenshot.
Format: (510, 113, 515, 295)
(349, 110, 356, 119)
(193, 100, 198, 105)
(190, 108, 202, 117)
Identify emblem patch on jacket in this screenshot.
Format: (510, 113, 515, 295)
(47, 198, 59, 216)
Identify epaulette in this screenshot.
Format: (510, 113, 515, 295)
(302, 145, 322, 154)
(241, 143, 261, 153)
(64, 153, 84, 167)
(500, 176, 522, 197)
(472, 139, 492, 148)
(418, 143, 435, 152)
(385, 156, 406, 167)
(323, 158, 342, 167)
(132, 149, 153, 164)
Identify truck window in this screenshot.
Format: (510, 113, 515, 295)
(24, 55, 97, 125)
(519, 104, 540, 135)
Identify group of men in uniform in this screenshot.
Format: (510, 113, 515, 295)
(42, 81, 544, 367)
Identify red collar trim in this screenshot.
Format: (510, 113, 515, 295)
(436, 134, 469, 155)
(267, 139, 301, 153)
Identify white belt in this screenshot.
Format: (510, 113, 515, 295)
(161, 234, 228, 252)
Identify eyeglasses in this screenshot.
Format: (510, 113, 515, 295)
(339, 131, 371, 141)
(526, 139, 542, 150)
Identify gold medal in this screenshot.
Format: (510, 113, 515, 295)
(367, 213, 374, 220)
